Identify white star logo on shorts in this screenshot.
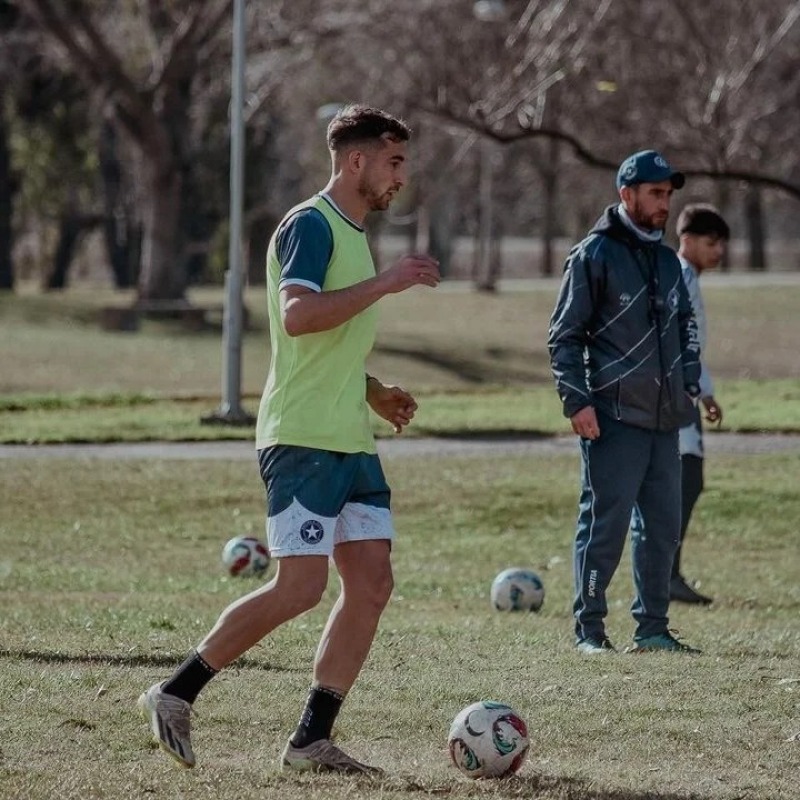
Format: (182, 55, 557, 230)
(300, 520, 325, 545)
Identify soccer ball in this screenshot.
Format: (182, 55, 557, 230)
(491, 568, 544, 612)
(448, 700, 529, 778)
(221, 536, 270, 577)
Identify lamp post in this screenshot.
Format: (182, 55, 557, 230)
(204, 0, 253, 425)
(473, 0, 506, 289)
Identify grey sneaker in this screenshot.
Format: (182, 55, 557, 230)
(138, 682, 195, 767)
(576, 636, 616, 655)
(630, 631, 701, 654)
(280, 738, 382, 775)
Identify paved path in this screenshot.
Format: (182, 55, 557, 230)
(1, 432, 798, 461)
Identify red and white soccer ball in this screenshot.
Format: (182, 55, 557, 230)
(448, 701, 529, 779)
(490, 568, 545, 612)
(221, 536, 270, 578)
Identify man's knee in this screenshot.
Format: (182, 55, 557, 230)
(275, 564, 328, 613)
(369, 568, 395, 610)
(353, 567, 394, 613)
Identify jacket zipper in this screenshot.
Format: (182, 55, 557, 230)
(636, 247, 666, 430)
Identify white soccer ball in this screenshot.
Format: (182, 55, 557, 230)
(448, 700, 529, 779)
(491, 568, 545, 612)
(221, 536, 270, 578)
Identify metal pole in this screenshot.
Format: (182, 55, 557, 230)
(205, 0, 253, 424)
(472, 1, 504, 290)
(477, 136, 494, 287)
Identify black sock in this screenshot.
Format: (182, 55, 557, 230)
(290, 686, 345, 748)
(161, 650, 218, 704)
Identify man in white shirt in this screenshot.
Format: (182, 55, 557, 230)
(671, 204, 730, 605)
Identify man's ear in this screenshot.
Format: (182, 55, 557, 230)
(346, 148, 364, 174)
(619, 185, 634, 205)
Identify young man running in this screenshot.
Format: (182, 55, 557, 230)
(139, 105, 439, 774)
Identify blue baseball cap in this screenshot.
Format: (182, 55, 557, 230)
(616, 150, 685, 190)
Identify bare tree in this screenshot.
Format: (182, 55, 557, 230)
(10, 0, 800, 295)
(0, 88, 13, 290)
(17, 0, 234, 300)
(378, 1, 800, 199)
(0, 0, 26, 290)
(350, 0, 800, 275)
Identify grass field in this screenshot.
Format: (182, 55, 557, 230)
(1, 280, 799, 798)
(2, 281, 800, 442)
(1, 451, 799, 800)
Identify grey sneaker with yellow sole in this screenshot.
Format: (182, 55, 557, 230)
(138, 682, 195, 768)
(280, 738, 382, 775)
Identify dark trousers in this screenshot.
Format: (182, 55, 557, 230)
(674, 454, 704, 577)
(573, 412, 681, 642)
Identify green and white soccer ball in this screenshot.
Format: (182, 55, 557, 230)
(221, 536, 270, 578)
(448, 700, 529, 778)
(490, 568, 545, 612)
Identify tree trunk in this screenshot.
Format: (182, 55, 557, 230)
(99, 120, 134, 288)
(47, 211, 81, 289)
(0, 102, 14, 291)
(428, 190, 457, 279)
(540, 138, 560, 277)
(744, 183, 767, 271)
(104, 211, 136, 289)
(715, 180, 732, 271)
(246, 212, 275, 285)
(46, 207, 103, 290)
(137, 158, 185, 300)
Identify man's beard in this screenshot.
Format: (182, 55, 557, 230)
(358, 176, 392, 211)
(629, 199, 667, 231)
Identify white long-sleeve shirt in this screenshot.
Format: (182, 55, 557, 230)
(679, 256, 713, 457)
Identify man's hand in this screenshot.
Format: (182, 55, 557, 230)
(367, 378, 418, 434)
(570, 406, 600, 440)
(280, 254, 439, 337)
(702, 396, 723, 426)
(377, 254, 440, 294)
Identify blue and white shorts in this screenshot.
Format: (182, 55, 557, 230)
(257, 445, 395, 558)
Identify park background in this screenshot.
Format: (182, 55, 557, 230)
(1, 2, 799, 800)
(2, 0, 800, 298)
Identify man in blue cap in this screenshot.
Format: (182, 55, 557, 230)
(548, 149, 702, 654)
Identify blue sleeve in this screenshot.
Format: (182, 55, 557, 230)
(548, 243, 599, 418)
(276, 208, 334, 291)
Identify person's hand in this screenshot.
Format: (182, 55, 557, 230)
(702, 396, 723, 426)
(378, 254, 440, 294)
(367, 379, 418, 434)
(570, 406, 600, 440)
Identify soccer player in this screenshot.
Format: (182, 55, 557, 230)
(139, 105, 440, 774)
(549, 150, 702, 655)
(668, 204, 729, 605)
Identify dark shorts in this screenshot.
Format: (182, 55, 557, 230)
(257, 445, 394, 558)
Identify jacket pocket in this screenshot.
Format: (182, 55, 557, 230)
(664, 374, 695, 428)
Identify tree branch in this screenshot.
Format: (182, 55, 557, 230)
(147, 1, 232, 92)
(19, 0, 155, 141)
(421, 105, 800, 202)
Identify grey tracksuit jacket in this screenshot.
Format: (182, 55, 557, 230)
(549, 205, 701, 432)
